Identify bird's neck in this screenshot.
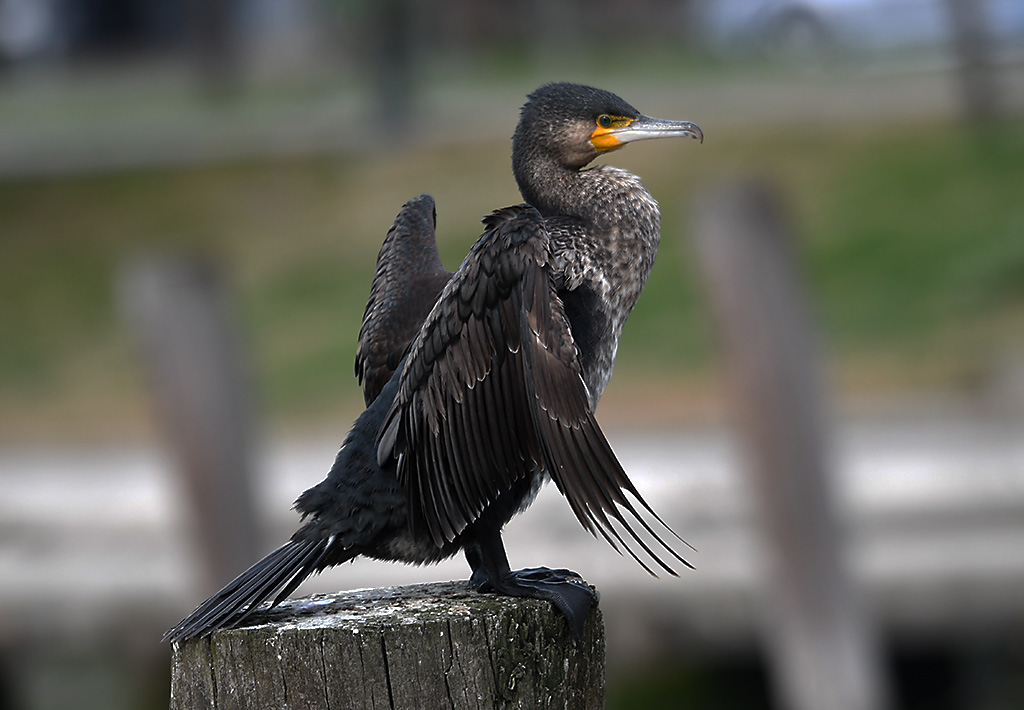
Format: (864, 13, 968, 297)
(515, 155, 662, 409)
(514, 155, 659, 237)
(513, 152, 584, 218)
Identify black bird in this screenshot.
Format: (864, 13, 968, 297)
(165, 83, 702, 643)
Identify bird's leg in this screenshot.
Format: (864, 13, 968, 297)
(465, 527, 598, 641)
(464, 544, 493, 591)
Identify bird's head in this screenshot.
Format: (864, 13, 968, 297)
(513, 82, 703, 172)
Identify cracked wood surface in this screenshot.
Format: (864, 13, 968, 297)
(169, 581, 605, 710)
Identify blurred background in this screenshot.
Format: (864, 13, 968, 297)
(1, 0, 1023, 708)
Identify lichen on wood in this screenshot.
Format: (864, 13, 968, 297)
(169, 580, 605, 710)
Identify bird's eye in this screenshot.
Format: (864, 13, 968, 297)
(597, 114, 613, 128)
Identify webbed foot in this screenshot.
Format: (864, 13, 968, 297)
(470, 565, 597, 642)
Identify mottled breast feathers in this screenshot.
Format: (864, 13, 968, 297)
(376, 204, 690, 576)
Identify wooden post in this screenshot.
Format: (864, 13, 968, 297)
(690, 180, 890, 710)
(942, 0, 1001, 124)
(169, 581, 605, 710)
(186, 0, 240, 95)
(367, 0, 416, 135)
(119, 256, 261, 590)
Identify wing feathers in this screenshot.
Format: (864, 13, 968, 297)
(355, 194, 452, 406)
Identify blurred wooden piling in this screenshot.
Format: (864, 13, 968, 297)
(169, 581, 605, 710)
(119, 256, 261, 590)
(691, 180, 890, 710)
(943, 0, 1001, 124)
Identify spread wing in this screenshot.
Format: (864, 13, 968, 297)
(376, 204, 691, 575)
(355, 194, 453, 406)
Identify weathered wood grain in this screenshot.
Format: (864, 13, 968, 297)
(170, 581, 605, 710)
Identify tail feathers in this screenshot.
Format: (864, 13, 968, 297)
(163, 537, 336, 643)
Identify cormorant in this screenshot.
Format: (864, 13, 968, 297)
(164, 82, 702, 643)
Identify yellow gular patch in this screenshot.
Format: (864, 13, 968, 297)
(589, 115, 635, 152)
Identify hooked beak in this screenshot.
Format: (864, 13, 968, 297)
(591, 115, 703, 152)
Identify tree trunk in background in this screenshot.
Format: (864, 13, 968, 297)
(368, 0, 416, 136)
(943, 0, 1001, 124)
(187, 0, 239, 95)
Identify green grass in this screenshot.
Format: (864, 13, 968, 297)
(811, 128, 1024, 342)
(2, 119, 1023, 441)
